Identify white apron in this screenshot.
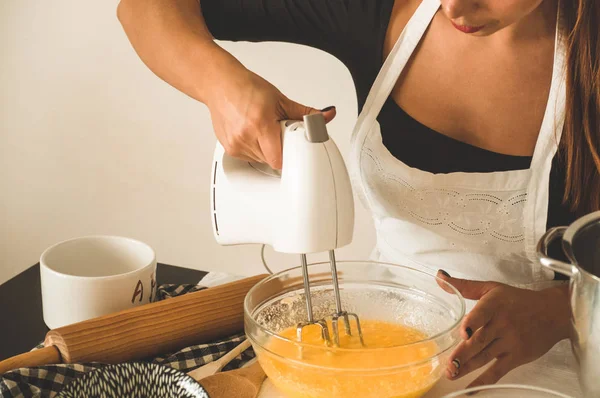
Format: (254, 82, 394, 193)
(349, 0, 581, 395)
(351, 0, 565, 287)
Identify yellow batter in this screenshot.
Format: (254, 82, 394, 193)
(258, 320, 441, 398)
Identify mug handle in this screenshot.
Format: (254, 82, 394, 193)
(536, 227, 578, 278)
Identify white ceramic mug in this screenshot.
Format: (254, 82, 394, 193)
(40, 235, 157, 329)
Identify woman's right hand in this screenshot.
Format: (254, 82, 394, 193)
(205, 62, 337, 170)
(118, 0, 334, 170)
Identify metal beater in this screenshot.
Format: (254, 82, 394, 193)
(296, 251, 365, 347)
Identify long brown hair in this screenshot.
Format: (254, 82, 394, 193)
(561, 0, 600, 213)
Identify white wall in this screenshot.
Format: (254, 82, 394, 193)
(0, 0, 375, 285)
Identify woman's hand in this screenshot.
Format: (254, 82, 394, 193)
(119, 0, 335, 170)
(437, 270, 571, 388)
(205, 60, 336, 170)
(118, 0, 336, 170)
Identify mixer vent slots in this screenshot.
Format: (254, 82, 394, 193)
(212, 161, 219, 235)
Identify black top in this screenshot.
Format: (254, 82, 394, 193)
(201, 0, 577, 231)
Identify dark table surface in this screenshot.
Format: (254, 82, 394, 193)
(0, 263, 207, 361)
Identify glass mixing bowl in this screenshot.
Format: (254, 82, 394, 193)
(244, 261, 465, 398)
(442, 384, 574, 397)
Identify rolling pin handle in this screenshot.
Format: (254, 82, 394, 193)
(0, 345, 61, 375)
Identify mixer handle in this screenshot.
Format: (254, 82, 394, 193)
(536, 227, 577, 278)
(212, 112, 354, 253)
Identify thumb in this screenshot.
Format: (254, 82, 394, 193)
(284, 99, 337, 123)
(436, 270, 496, 300)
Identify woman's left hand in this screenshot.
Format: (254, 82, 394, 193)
(437, 270, 571, 388)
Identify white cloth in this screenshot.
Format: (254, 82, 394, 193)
(200, 271, 246, 287)
(348, 0, 581, 395)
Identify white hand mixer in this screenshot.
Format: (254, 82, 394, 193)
(211, 114, 364, 346)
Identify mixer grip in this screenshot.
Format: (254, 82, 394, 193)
(212, 116, 354, 253)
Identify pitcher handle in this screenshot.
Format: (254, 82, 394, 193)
(536, 227, 577, 277)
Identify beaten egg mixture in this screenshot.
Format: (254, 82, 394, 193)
(258, 320, 440, 398)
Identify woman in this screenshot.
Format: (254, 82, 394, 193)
(117, 0, 598, 391)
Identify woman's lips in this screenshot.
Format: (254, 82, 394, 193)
(451, 21, 485, 34)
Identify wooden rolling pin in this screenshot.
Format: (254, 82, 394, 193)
(0, 274, 268, 374)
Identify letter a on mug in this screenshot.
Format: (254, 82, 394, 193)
(131, 280, 144, 303)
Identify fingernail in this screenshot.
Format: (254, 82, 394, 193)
(451, 358, 461, 370)
(438, 269, 451, 278)
(450, 358, 460, 378)
(466, 327, 473, 339)
(320, 105, 335, 112)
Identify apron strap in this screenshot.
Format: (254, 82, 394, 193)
(349, 0, 440, 197)
(350, 0, 440, 146)
(524, 23, 568, 269)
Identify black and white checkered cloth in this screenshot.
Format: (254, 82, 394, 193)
(0, 284, 255, 398)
